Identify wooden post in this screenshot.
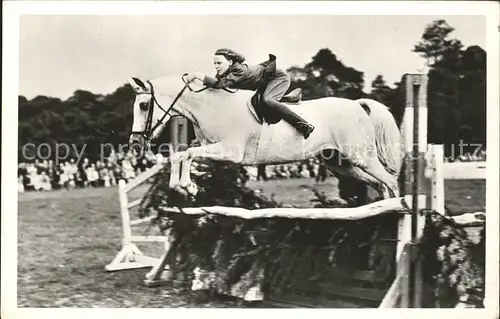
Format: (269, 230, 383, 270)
(399, 73, 428, 308)
(399, 243, 411, 307)
(118, 180, 132, 247)
(170, 116, 189, 152)
(170, 117, 179, 151)
(380, 242, 411, 308)
(177, 117, 189, 150)
(144, 229, 175, 287)
(430, 145, 445, 215)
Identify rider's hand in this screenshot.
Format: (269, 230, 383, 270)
(187, 73, 203, 83)
(185, 73, 196, 83)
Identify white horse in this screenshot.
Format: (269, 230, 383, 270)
(127, 75, 403, 199)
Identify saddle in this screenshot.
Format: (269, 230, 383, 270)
(250, 88, 303, 124)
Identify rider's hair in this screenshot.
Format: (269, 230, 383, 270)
(214, 48, 246, 64)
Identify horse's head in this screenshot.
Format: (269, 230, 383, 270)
(127, 77, 174, 155)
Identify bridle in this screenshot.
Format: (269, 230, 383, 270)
(130, 74, 237, 142)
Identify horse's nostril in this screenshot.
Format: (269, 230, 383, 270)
(130, 142, 141, 154)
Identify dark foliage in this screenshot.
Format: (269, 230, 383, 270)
(420, 210, 485, 307)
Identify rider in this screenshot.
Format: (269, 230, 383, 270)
(185, 48, 315, 139)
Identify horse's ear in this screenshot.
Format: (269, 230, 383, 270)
(128, 77, 147, 92)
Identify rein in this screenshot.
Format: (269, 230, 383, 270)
(181, 73, 238, 94)
(130, 74, 238, 141)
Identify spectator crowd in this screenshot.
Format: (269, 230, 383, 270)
(18, 149, 159, 192)
(249, 158, 329, 182)
(18, 147, 486, 193)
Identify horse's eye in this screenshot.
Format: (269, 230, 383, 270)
(139, 102, 149, 111)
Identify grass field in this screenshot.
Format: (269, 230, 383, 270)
(17, 176, 486, 307)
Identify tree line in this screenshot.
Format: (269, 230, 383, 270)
(18, 19, 486, 161)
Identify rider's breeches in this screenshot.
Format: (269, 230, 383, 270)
(262, 69, 308, 127)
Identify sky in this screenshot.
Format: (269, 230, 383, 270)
(19, 14, 486, 100)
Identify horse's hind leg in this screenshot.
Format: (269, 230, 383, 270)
(359, 157, 400, 198)
(321, 148, 398, 200)
(324, 159, 388, 201)
(322, 150, 384, 202)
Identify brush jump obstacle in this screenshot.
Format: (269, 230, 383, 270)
(106, 73, 485, 307)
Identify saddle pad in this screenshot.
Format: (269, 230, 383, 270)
(247, 99, 263, 124)
(253, 122, 274, 162)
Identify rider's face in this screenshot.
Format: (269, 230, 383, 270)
(213, 55, 232, 76)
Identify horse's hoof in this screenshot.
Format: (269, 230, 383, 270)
(169, 182, 180, 189)
(174, 185, 188, 197)
(332, 197, 349, 206)
(184, 182, 199, 196)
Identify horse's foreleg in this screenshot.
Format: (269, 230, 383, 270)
(181, 142, 244, 163)
(179, 156, 193, 186)
(167, 151, 198, 195)
(168, 152, 182, 189)
(177, 142, 244, 195)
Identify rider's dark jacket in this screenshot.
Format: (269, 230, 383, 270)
(203, 54, 278, 91)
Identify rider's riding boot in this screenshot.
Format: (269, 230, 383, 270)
(264, 98, 315, 139)
(296, 121, 315, 139)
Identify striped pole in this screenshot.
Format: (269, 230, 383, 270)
(407, 74, 428, 240)
(399, 73, 429, 307)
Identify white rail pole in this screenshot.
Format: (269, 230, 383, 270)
(118, 179, 132, 246)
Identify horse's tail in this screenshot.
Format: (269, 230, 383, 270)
(356, 98, 403, 177)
